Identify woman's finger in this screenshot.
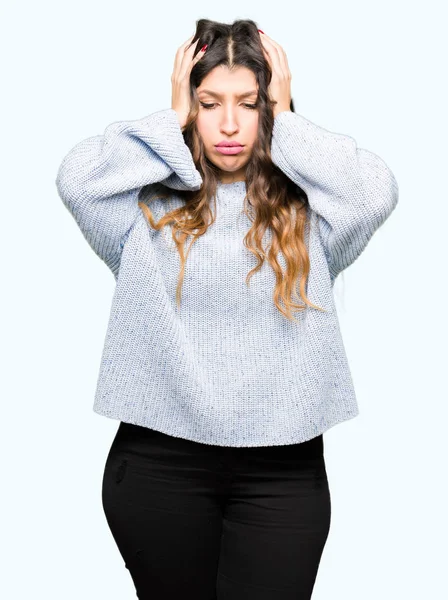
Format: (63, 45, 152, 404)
(184, 35, 197, 52)
(173, 35, 196, 73)
(178, 39, 202, 79)
(260, 33, 291, 79)
(260, 34, 285, 79)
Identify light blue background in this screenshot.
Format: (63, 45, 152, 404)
(2, 0, 446, 598)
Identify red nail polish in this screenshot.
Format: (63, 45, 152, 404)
(258, 29, 265, 34)
(201, 44, 208, 52)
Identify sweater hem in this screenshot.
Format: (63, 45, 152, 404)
(92, 402, 360, 448)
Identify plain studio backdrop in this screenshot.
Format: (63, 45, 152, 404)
(2, 0, 446, 598)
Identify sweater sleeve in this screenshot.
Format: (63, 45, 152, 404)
(270, 110, 399, 281)
(55, 108, 203, 272)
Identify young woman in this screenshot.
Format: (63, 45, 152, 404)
(55, 18, 399, 600)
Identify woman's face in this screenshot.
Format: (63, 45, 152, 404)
(196, 66, 259, 184)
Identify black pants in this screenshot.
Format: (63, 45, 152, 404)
(101, 422, 331, 599)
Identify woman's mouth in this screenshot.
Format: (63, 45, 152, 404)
(214, 145, 244, 155)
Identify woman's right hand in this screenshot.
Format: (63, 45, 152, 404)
(171, 35, 207, 130)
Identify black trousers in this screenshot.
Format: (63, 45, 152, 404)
(101, 421, 331, 599)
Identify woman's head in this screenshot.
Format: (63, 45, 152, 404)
(139, 19, 326, 321)
(186, 18, 285, 185)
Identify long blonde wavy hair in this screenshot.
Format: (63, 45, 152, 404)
(138, 18, 326, 322)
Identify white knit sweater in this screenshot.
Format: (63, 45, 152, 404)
(55, 107, 399, 447)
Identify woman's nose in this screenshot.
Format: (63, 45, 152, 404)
(220, 112, 239, 134)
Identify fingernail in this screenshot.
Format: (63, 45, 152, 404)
(201, 44, 208, 52)
(258, 29, 265, 34)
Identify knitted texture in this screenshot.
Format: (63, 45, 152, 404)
(55, 107, 399, 447)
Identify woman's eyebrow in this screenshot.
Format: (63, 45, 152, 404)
(198, 89, 258, 99)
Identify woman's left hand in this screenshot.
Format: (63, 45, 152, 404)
(258, 31, 292, 118)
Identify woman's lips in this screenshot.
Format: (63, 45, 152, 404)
(215, 145, 244, 155)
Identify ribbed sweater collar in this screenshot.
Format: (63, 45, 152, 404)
(215, 180, 247, 206)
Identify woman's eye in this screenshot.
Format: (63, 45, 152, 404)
(199, 102, 258, 110)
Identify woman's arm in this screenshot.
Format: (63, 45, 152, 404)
(55, 108, 203, 272)
(270, 110, 399, 281)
